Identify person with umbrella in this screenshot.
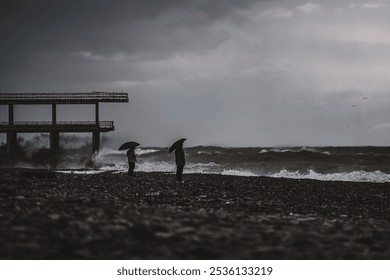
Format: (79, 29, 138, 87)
(119, 141, 139, 177)
(169, 138, 186, 183)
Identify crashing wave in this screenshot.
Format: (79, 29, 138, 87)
(271, 169, 390, 183)
(259, 147, 330, 155)
(135, 148, 160, 156)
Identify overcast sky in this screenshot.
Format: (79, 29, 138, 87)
(1, 0, 390, 147)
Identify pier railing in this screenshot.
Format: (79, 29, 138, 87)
(0, 92, 128, 104)
(0, 121, 114, 132)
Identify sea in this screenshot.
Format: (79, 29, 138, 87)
(69, 146, 390, 183)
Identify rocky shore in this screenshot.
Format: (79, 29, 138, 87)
(1, 168, 390, 259)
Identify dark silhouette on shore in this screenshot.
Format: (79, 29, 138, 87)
(126, 149, 137, 176)
(119, 141, 140, 177)
(169, 138, 186, 182)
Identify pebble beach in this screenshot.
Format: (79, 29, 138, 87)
(1, 168, 390, 259)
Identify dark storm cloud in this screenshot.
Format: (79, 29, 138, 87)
(0, 0, 27, 25)
(1, 0, 260, 54)
(0, 0, 262, 89)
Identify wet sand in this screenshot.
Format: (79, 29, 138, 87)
(1, 168, 390, 259)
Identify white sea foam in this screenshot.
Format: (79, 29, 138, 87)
(136, 161, 218, 174)
(261, 147, 300, 153)
(59, 169, 106, 174)
(197, 150, 213, 155)
(259, 147, 330, 155)
(135, 148, 160, 156)
(97, 147, 124, 155)
(186, 162, 219, 173)
(221, 169, 257, 177)
(136, 161, 174, 173)
(271, 169, 390, 183)
(97, 147, 160, 156)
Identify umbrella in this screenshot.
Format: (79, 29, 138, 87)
(169, 138, 186, 153)
(119, 141, 140, 150)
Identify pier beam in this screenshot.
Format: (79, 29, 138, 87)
(50, 132, 59, 169)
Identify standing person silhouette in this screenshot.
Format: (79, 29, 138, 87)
(127, 148, 137, 176)
(119, 141, 140, 176)
(169, 138, 186, 183)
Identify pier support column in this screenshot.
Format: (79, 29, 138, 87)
(95, 102, 99, 123)
(50, 132, 59, 169)
(6, 132, 17, 164)
(9, 103, 14, 125)
(6, 104, 16, 164)
(52, 104, 57, 125)
(92, 132, 100, 154)
(92, 102, 100, 154)
(50, 104, 59, 168)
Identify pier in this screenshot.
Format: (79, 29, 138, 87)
(0, 92, 128, 168)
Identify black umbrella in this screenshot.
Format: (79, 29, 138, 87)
(169, 138, 186, 153)
(119, 141, 140, 150)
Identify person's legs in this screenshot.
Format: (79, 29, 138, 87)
(128, 162, 135, 176)
(176, 165, 184, 181)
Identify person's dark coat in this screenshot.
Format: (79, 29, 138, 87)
(175, 148, 185, 166)
(127, 149, 137, 176)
